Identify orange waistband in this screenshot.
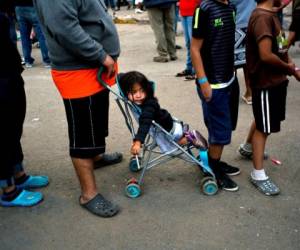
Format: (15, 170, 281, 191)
(51, 64, 118, 99)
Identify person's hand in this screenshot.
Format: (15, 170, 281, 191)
(200, 82, 212, 102)
(102, 55, 115, 78)
(131, 140, 141, 155)
(287, 62, 296, 75)
(294, 68, 300, 81)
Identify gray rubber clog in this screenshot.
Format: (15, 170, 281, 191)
(80, 194, 119, 217)
(250, 177, 280, 196)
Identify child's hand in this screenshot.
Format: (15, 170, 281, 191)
(200, 82, 212, 102)
(131, 140, 141, 155)
(294, 67, 300, 81)
(287, 62, 296, 75)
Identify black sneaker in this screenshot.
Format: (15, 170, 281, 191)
(219, 161, 240, 176)
(216, 171, 239, 192)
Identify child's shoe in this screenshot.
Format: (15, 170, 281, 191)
(250, 176, 280, 196)
(185, 130, 208, 150)
(16, 175, 49, 189)
(135, 8, 144, 14)
(0, 189, 43, 207)
(238, 143, 268, 159)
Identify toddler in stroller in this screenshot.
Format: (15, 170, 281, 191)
(115, 71, 218, 197)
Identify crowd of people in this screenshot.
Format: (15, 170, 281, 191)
(0, 0, 300, 218)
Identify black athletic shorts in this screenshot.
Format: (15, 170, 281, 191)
(63, 89, 109, 158)
(252, 81, 288, 134)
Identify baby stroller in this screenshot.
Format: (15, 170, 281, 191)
(97, 68, 218, 198)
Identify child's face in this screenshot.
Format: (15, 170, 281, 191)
(128, 82, 146, 105)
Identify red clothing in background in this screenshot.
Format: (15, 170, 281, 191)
(179, 0, 201, 16)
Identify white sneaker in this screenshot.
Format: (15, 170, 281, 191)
(135, 8, 144, 14)
(25, 63, 33, 68)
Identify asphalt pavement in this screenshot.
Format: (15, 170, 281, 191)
(1, 10, 300, 250)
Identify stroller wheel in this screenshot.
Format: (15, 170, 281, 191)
(129, 157, 142, 172)
(125, 182, 141, 198)
(201, 177, 218, 196)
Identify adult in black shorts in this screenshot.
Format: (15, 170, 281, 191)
(34, 0, 123, 217)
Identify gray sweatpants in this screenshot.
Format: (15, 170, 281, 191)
(147, 4, 177, 58)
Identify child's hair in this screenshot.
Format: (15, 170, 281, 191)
(118, 71, 155, 100)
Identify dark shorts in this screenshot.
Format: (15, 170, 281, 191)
(289, 10, 300, 40)
(196, 78, 239, 145)
(63, 90, 109, 158)
(252, 81, 288, 134)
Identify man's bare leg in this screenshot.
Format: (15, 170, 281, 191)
(72, 157, 97, 203)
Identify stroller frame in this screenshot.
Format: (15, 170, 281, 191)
(97, 68, 218, 197)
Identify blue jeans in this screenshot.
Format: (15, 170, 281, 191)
(104, 0, 116, 9)
(15, 6, 50, 64)
(181, 16, 194, 74)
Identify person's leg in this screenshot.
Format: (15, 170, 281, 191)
(110, 0, 116, 9)
(116, 0, 121, 10)
(15, 7, 34, 65)
(252, 129, 267, 171)
(245, 121, 256, 144)
(147, 8, 169, 60)
(0, 76, 43, 206)
(164, 4, 177, 59)
(230, 76, 240, 131)
(242, 65, 252, 103)
(72, 158, 98, 202)
(186, 16, 194, 74)
(63, 90, 121, 216)
(174, 4, 179, 35)
(180, 16, 192, 74)
(248, 86, 283, 195)
(196, 86, 238, 191)
(29, 8, 50, 65)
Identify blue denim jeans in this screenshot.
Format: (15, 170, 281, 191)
(181, 16, 194, 74)
(105, 0, 116, 9)
(15, 6, 50, 64)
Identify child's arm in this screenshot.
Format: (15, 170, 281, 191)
(258, 37, 295, 76)
(134, 99, 158, 143)
(191, 7, 212, 102)
(191, 38, 212, 102)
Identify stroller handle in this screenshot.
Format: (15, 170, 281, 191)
(97, 66, 126, 101)
(97, 66, 111, 89)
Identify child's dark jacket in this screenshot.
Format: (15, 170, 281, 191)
(135, 98, 173, 143)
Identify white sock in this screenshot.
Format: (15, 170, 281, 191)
(251, 169, 268, 181)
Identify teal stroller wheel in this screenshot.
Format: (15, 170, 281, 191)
(201, 176, 218, 196)
(129, 157, 142, 172)
(125, 178, 141, 198)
